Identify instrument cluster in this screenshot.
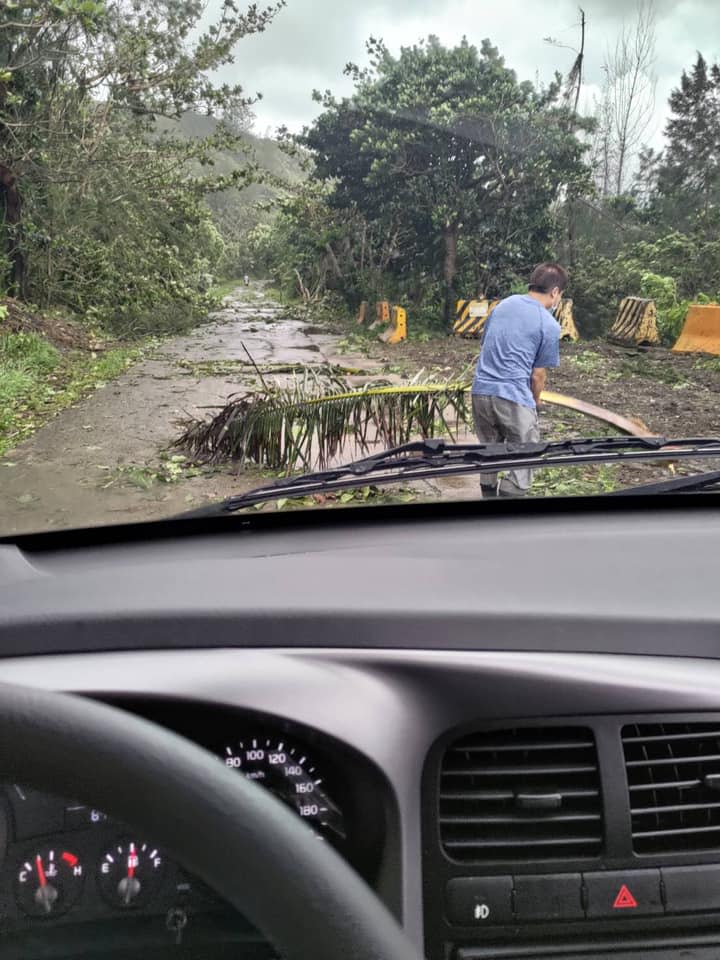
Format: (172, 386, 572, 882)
(0, 703, 390, 956)
(1, 786, 223, 943)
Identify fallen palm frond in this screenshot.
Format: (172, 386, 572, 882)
(176, 376, 473, 471)
(176, 359, 375, 378)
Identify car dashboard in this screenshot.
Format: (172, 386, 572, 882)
(0, 696, 390, 958)
(2, 498, 720, 960)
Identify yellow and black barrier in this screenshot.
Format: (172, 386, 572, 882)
(369, 300, 390, 330)
(453, 299, 498, 338)
(378, 306, 407, 344)
(555, 298, 579, 341)
(608, 297, 660, 346)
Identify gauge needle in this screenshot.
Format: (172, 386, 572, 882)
(119, 843, 140, 904)
(35, 856, 55, 914)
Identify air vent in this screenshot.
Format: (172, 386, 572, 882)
(438, 726, 602, 863)
(623, 721, 720, 854)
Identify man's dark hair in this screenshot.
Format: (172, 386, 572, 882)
(528, 262, 568, 293)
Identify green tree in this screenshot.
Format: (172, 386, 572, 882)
(303, 36, 592, 322)
(0, 0, 281, 331)
(572, 50, 720, 334)
(657, 53, 720, 217)
(252, 180, 406, 306)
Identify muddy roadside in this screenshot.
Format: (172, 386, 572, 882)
(0, 289, 383, 535)
(351, 332, 720, 490)
(354, 334, 720, 439)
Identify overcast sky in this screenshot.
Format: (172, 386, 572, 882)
(213, 0, 719, 149)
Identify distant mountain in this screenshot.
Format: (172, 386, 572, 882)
(162, 112, 305, 239)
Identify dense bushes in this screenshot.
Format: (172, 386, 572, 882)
(0, 331, 60, 433)
(1, 1, 280, 339)
(570, 227, 720, 343)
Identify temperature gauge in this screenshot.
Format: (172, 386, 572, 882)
(99, 842, 163, 908)
(16, 847, 83, 916)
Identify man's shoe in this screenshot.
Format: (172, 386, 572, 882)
(498, 481, 528, 498)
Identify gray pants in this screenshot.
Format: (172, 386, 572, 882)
(472, 394, 540, 495)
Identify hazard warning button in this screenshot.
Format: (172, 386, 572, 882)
(613, 884, 638, 909)
(584, 870, 663, 919)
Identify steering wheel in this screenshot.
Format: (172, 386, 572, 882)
(0, 683, 421, 960)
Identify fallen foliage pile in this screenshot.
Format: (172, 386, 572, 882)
(0, 298, 102, 352)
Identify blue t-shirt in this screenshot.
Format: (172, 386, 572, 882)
(471, 294, 560, 409)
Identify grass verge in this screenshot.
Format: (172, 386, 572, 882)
(210, 279, 245, 300)
(0, 334, 149, 458)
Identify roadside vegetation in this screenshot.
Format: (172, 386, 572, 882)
(0, 2, 297, 456)
(0, 316, 146, 457)
(247, 11, 720, 346)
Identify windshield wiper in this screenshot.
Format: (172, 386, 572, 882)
(182, 435, 720, 514)
(608, 469, 720, 496)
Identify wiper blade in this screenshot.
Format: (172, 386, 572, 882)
(187, 435, 720, 514)
(608, 469, 720, 496)
(306, 434, 668, 476)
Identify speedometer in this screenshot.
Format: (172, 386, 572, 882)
(222, 736, 346, 843)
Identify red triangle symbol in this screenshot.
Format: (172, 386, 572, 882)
(613, 884, 638, 909)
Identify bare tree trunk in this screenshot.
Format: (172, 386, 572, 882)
(572, 8, 586, 116)
(0, 163, 25, 297)
(325, 242, 342, 279)
(601, 134, 611, 197)
(294, 269, 311, 302)
(443, 222, 458, 326)
(605, 0, 656, 195)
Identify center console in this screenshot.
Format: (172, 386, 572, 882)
(423, 714, 720, 959)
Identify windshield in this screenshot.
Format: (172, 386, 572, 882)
(2, 0, 720, 534)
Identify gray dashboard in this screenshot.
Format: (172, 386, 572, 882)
(4, 647, 720, 952)
(3, 500, 720, 956)
(1, 505, 720, 658)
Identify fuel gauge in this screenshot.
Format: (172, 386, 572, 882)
(99, 842, 163, 908)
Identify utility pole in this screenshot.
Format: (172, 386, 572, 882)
(545, 8, 587, 268)
(573, 10, 586, 117)
(567, 9, 585, 268)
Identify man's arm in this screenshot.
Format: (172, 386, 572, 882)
(531, 367, 546, 407)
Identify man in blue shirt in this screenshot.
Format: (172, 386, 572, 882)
(471, 262, 566, 497)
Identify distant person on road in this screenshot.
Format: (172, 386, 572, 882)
(471, 262, 566, 498)
(243, 274, 250, 286)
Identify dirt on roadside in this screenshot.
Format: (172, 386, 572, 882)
(352, 333, 720, 490)
(1, 297, 102, 352)
(361, 336, 720, 440)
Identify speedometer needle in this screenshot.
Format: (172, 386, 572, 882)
(36, 855, 46, 888)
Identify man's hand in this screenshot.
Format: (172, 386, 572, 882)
(531, 367, 547, 407)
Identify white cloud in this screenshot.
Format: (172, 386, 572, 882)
(212, 0, 720, 150)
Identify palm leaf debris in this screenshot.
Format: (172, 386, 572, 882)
(176, 377, 473, 471)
